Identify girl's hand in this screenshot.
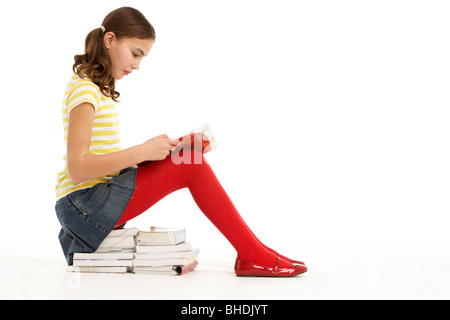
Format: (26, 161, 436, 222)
(139, 134, 180, 161)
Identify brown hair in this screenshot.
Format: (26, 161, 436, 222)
(73, 7, 155, 102)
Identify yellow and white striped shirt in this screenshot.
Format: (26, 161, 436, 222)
(55, 74, 121, 200)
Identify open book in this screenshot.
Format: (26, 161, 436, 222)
(171, 123, 218, 155)
(138, 123, 218, 166)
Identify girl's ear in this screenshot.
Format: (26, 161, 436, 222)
(103, 31, 116, 50)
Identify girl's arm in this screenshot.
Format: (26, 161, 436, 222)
(67, 102, 179, 183)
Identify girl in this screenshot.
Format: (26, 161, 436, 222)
(55, 7, 307, 277)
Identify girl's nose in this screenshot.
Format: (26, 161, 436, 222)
(132, 62, 140, 70)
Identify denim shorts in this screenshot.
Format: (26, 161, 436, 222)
(55, 167, 137, 265)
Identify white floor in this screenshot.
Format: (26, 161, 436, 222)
(2, 238, 450, 300)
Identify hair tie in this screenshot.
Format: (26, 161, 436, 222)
(100, 26, 105, 32)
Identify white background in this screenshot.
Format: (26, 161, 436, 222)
(1, 0, 449, 254)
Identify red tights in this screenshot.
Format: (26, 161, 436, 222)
(115, 150, 291, 268)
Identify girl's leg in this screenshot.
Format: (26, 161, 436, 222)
(116, 150, 294, 269)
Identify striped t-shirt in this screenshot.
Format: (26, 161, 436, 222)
(55, 74, 121, 200)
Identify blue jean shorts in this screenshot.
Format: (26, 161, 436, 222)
(55, 167, 137, 265)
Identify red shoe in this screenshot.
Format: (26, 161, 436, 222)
(289, 259, 306, 265)
(276, 254, 306, 265)
(235, 254, 307, 277)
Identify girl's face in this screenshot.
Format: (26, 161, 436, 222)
(104, 33, 154, 80)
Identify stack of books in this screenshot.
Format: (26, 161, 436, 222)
(67, 227, 199, 275)
(67, 227, 138, 274)
(133, 227, 199, 275)
(94, 227, 138, 253)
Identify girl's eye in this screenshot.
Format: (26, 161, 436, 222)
(132, 52, 139, 58)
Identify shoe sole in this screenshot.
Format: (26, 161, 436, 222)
(235, 269, 307, 277)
